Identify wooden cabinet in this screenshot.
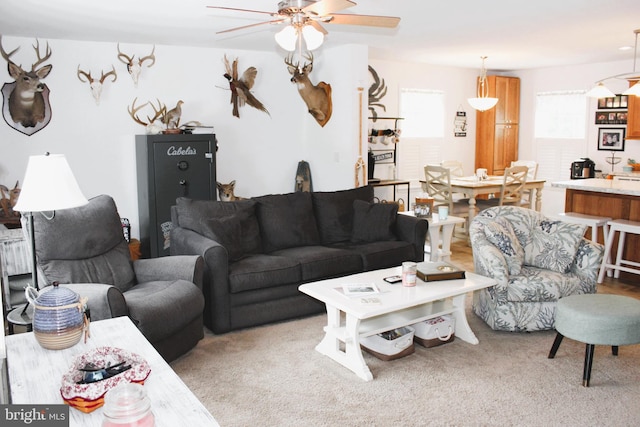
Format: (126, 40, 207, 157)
(475, 76, 521, 176)
(627, 80, 640, 140)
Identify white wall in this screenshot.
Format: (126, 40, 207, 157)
(0, 36, 368, 238)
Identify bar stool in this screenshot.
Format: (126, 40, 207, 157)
(556, 212, 611, 244)
(597, 219, 640, 283)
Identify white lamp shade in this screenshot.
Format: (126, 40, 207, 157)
(13, 153, 88, 212)
(275, 26, 298, 51)
(623, 81, 640, 96)
(586, 82, 616, 98)
(467, 97, 499, 112)
(302, 25, 324, 51)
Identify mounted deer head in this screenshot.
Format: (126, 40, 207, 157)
(285, 52, 332, 127)
(77, 65, 117, 105)
(117, 44, 155, 87)
(0, 36, 53, 134)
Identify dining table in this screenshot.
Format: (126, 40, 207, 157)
(420, 175, 546, 224)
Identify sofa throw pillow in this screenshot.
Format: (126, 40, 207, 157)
(524, 219, 586, 273)
(483, 217, 524, 275)
(312, 186, 374, 244)
(351, 199, 398, 243)
(253, 192, 320, 253)
(199, 207, 262, 261)
(176, 197, 256, 236)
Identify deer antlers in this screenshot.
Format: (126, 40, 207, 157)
(128, 98, 170, 133)
(117, 43, 156, 87)
(77, 65, 117, 105)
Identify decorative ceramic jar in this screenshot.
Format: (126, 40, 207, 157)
(25, 282, 87, 350)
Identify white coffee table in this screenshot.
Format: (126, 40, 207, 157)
(5, 316, 219, 426)
(299, 267, 496, 381)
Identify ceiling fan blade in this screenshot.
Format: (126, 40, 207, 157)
(309, 20, 328, 35)
(303, 0, 356, 17)
(328, 13, 400, 28)
(206, 6, 275, 16)
(216, 19, 286, 35)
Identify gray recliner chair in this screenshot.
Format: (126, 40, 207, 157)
(32, 194, 205, 362)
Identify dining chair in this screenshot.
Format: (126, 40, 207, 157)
(511, 160, 538, 206)
(476, 165, 529, 208)
(423, 165, 469, 231)
(440, 160, 465, 177)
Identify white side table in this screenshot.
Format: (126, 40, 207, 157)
(401, 212, 465, 262)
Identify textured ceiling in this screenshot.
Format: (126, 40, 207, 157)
(1, 0, 639, 70)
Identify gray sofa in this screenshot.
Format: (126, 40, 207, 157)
(170, 185, 428, 334)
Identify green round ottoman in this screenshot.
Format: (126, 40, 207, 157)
(547, 294, 640, 387)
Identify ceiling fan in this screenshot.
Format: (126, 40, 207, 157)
(207, 0, 401, 41)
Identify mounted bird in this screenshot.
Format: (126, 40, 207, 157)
(223, 55, 269, 118)
(164, 100, 183, 129)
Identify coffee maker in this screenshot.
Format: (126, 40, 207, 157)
(570, 158, 595, 179)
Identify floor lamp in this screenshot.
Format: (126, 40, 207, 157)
(12, 153, 88, 315)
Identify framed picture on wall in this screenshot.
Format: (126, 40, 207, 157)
(597, 128, 626, 151)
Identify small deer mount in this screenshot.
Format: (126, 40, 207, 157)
(77, 65, 117, 105)
(0, 36, 53, 135)
(285, 52, 332, 127)
(117, 43, 155, 87)
(0, 181, 20, 221)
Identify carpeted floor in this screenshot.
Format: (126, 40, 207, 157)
(171, 300, 640, 427)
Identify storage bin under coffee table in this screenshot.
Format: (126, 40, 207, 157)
(299, 267, 496, 381)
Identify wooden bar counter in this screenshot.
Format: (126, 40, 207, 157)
(552, 178, 640, 284)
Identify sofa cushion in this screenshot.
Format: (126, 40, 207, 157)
(228, 254, 301, 293)
(524, 219, 586, 273)
(199, 206, 262, 261)
(253, 192, 320, 253)
(271, 246, 362, 281)
(330, 241, 415, 271)
(312, 186, 374, 244)
(506, 265, 588, 303)
(484, 217, 524, 275)
(351, 200, 398, 242)
(176, 197, 257, 234)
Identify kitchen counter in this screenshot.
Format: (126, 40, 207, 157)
(554, 178, 640, 285)
(552, 178, 640, 196)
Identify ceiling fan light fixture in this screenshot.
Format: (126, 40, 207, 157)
(275, 25, 298, 51)
(468, 56, 498, 112)
(302, 24, 324, 50)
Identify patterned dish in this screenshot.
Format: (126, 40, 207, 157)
(60, 346, 151, 413)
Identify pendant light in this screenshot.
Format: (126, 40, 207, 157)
(586, 29, 640, 98)
(468, 56, 499, 111)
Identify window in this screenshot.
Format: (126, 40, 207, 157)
(534, 91, 588, 182)
(396, 89, 445, 184)
(399, 89, 444, 138)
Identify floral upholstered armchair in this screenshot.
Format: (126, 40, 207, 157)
(469, 206, 604, 332)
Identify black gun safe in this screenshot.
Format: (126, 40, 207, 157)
(136, 134, 217, 258)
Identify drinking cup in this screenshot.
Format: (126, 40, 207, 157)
(402, 262, 417, 287)
(438, 206, 449, 220)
